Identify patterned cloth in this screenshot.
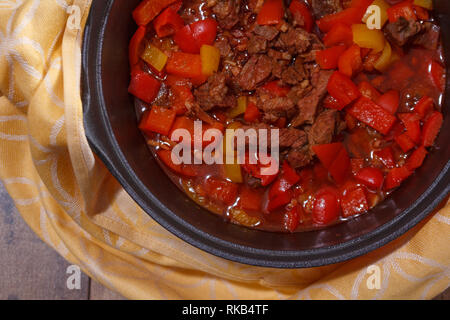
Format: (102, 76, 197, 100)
(0, 0, 449, 300)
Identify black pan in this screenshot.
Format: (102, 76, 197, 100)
(82, 0, 450, 268)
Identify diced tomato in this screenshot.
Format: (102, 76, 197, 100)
(262, 81, 291, 97)
(174, 18, 218, 54)
(341, 187, 369, 218)
(385, 166, 412, 190)
(376, 90, 400, 115)
(347, 97, 397, 135)
(157, 149, 197, 177)
(133, 0, 178, 26)
(267, 191, 292, 212)
(204, 177, 239, 206)
(312, 187, 340, 225)
(139, 106, 176, 136)
(244, 102, 261, 122)
(129, 27, 146, 67)
(173, 25, 199, 53)
(398, 113, 421, 144)
(166, 52, 203, 78)
(351, 158, 365, 175)
(338, 44, 362, 77)
(257, 0, 284, 25)
(355, 167, 384, 189)
(289, 0, 314, 32)
(387, 1, 417, 23)
(421, 111, 443, 147)
(375, 147, 396, 169)
(317, 7, 366, 32)
(284, 205, 301, 232)
(429, 60, 445, 92)
(323, 23, 353, 47)
(316, 45, 347, 70)
(358, 81, 381, 101)
(239, 186, 263, 211)
(128, 70, 161, 104)
(414, 96, 434, 119)
(327, 71, 361, 109)
(406, 146, 428, 171)
(153, 5, 184, 38)
(395, 132, 416, 152)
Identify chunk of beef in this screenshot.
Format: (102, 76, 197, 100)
(260, 96, 297, 123)
(253, 25, 280, 41)
(274, 27, 312, 54)
(268, 49, 292, 61)
(186, 101, 218, 125)
(247, 36, 267, 54)
(238, 55, 273, 91)
(287, 143, 313, 168)
(290, 69, 333, 127)
(194, 73, 236, 110)
(215, 36, 232, 57)
(248, 0, 264, 13)
(413, 22, 440, 50)
(281, 58, 308, 86)
(385, 17, 424, 47)
(279, 128, 307, 148)
(209, 0, 241, 29)
(308, 109, 337, 147)
(311, 0, 342, 19)
(287, 81, 313, 104)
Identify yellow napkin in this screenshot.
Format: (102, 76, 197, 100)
(0, 0, 448, 300)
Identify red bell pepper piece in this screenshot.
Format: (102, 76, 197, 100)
(169, 83, 193, 115)
(385, 121, 405, 141)
(204, 177, 239, 206)
(268, 161, 300, 200)
(129, 27, 146, 67)
(429, 60, 445, 92)
(174, 18, 218, 53)
(347, 96, 397, 135)
(317, 7, 366, 32)
(355, 167, 384, 189)
(289, 0, 314, 32)
(350, 158, 365, 175)
(376, 90, 400, 115)
(244, 102, 261, 122)
(349, 0, 374, 10)
(398, 113, 421, 144)
(341, 187, 369, 218)
(323, 23, 353, 47)
(375, 147, 396, 169)
(406, 146, 428, 171)
(153, 5, 184, 38)
(239, 186, 263, 211)
(324, 95, 343, 111)
(358, 81, 381, 101)
(166, 52, 203, 79)
(414, 5, 430, 20)
(421, 111, 443, 147)
(312, 187, 340, 225)
(284, 205, 301, 232)
(395, 132, 416, 152)
(139, 106, 176, 136)
(128, 70, 161, 104)
(267, 191, 292, 212)
(327, 71, 361, 109)
(338, 44, 362, 77)
(257, 0, 284, 26)
(174, 25, 199, 53)
(315, 45, 347, 70)
(133, 0, 178, 26)
(387, 1, 417, 23)
(157, 149, 197, 177)
(262, 81, 291, 97)
(242, 154, 279, 187)
(385, 166, 412, 190)
(414, 96, 434, 119)
(312, 142, 350, 184)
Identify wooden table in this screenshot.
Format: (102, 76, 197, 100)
(0, 180, 447, 300)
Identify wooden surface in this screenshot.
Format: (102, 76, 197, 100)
(0, 180, 447, 300)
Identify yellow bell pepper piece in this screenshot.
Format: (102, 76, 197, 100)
(223, 122, 243, 183)
(228, 96, 248, 118)
(413, 0, 432, 10)
(141, 44, 168, 72)
(374, 41, 392, 72)
(363, 0, 390, 28)
(352, 24, 385, 53)
(200, 45, 221, 76)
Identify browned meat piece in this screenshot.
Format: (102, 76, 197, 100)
(209, 0, 241, 29)
(253, 25, 280, 41)
(311, 0, 342, 19)
(238, 55, 273, 91)
(194, 73, 236, 110)
(287, 82, 313, 104)
(215, 36, 232, 57)
(279, 128, 307, 148)
(281, 58, 308, 86)
(413, 22, 441, 50)
(248, 0, 264, 13)
(186, 101, 218, 125)
(308, 109, 337, 147)
(287, 143, 313, 168)
(247, 36, 267, 54)
(260, 96, 297, 123)
(268, 49, 292, 60)
(385, 17, 424, 47)
(290, 69, 333, 126)
(274, 27, 312, 54)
